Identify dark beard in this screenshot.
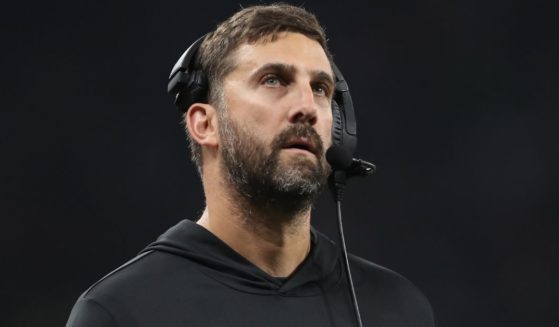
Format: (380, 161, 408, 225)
(219, 111, 331, 217)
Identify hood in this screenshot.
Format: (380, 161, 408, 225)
(140, 219, 342, 296)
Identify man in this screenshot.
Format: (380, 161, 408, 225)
(67, 4, 435, 327)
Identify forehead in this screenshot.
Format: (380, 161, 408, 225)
(228, 32, 333, 78)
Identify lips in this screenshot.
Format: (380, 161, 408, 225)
(273, 124, 324, 159)
(282, 137, 317, 156)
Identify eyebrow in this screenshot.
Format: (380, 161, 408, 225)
(311, 70, 336, 90)
(251, 62, 335, 89)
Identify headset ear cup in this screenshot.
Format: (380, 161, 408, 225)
(175, 70, 209, 112)
(331, 100, 344, 147)
(330, 62, 358, 160)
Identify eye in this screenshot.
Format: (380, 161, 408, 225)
(262, 74, 283, 87)
(312, 83, 330, 97)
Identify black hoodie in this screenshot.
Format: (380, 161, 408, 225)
(67, 220, 435, 327)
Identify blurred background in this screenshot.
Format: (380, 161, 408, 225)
(2, 0, 558, 326)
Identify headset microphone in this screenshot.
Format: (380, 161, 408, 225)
(326, 147, 376, 177)
(326, 146, 353, 170)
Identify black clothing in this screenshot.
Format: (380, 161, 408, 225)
(67, 220, 435, 327)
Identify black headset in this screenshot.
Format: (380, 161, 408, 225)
(167, 35, 373, 174)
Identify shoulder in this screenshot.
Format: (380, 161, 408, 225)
(348, 254, 436, 327)
(67, 250, 203, 326)
(67, 251, 157, 326)
(66, 297, 117, 327)
(349, 254, 422, 295)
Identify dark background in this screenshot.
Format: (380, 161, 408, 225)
(2, 0, 558, 326)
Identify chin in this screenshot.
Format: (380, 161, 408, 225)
(279, 155, 318, 175)
(274, 161, 326, 193)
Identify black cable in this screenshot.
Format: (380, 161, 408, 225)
(336, 199, 364, 327)
(330, 171, 364, 327)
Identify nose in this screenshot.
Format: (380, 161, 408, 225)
(287, 83, 318, 125)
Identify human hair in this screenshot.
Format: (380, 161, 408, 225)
(184, 3, 332, 172)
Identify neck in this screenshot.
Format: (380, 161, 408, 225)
(198, 166, 312, 277)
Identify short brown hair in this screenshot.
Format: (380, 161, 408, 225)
(184, 3, 332, 171)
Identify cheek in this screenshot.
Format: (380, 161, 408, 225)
(226, 100, 273, 138)
(239, 116, 277, 148)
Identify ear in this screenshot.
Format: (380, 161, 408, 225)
(185, 103, 219, 148)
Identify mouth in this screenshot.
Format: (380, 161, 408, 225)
(282, 137, 317, 156)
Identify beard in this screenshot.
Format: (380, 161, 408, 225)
(218, 110, 331, 217)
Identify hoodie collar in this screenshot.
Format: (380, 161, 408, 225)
(141, 219, 341, 296)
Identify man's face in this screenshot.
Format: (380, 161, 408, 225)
(217, 32, 334, 211)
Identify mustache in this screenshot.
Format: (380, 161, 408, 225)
(271, 124, 325, 157)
